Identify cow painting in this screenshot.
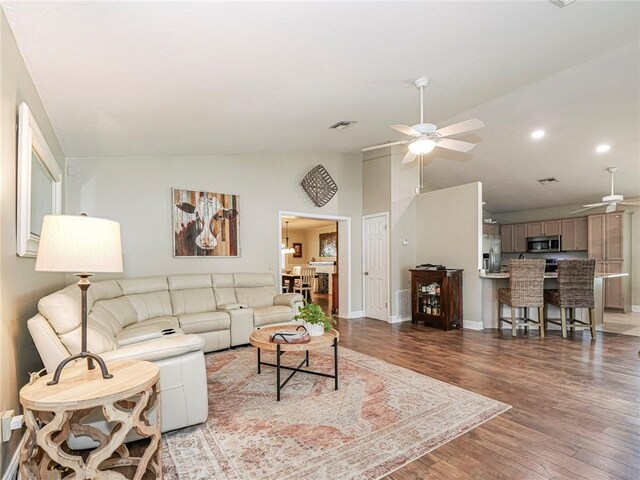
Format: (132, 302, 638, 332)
(172, 189, 240, 257)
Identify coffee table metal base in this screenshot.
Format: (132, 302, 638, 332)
(257, 338, 338, 401)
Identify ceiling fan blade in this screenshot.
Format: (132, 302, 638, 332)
(401, 151, 417, 164)
(570, 206, 600, 214)
(436, 138, 476, 153)
(361, 141, 408, 152)
(619, 200, 640, 206)
(435, 118, 485, 137)
(390, 124, 421, 137)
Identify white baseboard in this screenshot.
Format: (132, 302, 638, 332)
(632, 305, 640, 313)
(348, 310, 364, 319)
(389, 315, 411, 324)
(463, 320, 484, 330)
(2, 431, 26, 480)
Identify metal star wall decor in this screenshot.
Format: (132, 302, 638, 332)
(301, 165, 338, 207)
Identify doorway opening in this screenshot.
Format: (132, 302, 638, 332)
(278, 211, 351, 317)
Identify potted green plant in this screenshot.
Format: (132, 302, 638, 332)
(294, 302, 336, 336)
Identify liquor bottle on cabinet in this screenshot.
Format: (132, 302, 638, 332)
(411, 268, 463, 330)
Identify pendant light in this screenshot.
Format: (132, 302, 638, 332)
(282, 221, 295, 254)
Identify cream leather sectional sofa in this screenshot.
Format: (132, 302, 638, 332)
(28, 272, 303, 435)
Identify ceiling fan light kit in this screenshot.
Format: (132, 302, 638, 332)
(362, 76, 485, 163)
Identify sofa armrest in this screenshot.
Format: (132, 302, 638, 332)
(218, 303, 249, 311)
(100, 334, 205, 363)
(274, 293, 304, 309)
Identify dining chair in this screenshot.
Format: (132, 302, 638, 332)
(498, 259, 546, 337)
(294, 267, 316, 302)
(544, 259, 596, 339)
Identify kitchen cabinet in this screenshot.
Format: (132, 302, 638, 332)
(411, 269, 463, 330)
(527, 222, 544, 237)
(544, 220, 561, 236)
(604, 261, 624, 309)
(528, 220, 560, 237)
(483, 223, 500, 236)
(561, 217, 588, 251)
(501, 224, 514, 253)
(514, 224, 528, 252)
(588, 212, 631, 311)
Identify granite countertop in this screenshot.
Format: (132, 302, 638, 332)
(480, 272, 628, 279)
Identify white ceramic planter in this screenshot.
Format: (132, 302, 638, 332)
(304, 322, 325, 337)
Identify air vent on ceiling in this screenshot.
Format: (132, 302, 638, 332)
(329, 121, 357, 130)
(548, 0, 576, 8)
(537, 177, 559, 185)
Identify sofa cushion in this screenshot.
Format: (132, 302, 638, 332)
(88, 297, 138, 336)
(38, 285, 82, 335)
(170, 288, 217, 316)
(168, 274, 212, 291)
(116, 317, 181, 346)
(235, 287, 277, 308)
(127, 291, 173, 322)
(117, 276, 168, 295)
(212, 274, 237, 306)
(178, 312, 230, 334)
(253, 305, 294, 327)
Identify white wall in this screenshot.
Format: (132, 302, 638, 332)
(0, 10, 67, 423)
(416, 182, 483, 327)
(65, 153, 363, 313)
(494, 203, 639, 307)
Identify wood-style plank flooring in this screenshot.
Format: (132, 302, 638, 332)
(336, 318, 640, 480)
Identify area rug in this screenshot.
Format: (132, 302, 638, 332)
(162, 347, 510, 479)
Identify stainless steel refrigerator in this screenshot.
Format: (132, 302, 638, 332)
(482, 234, 502, 273)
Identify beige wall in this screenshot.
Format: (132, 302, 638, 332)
(416, 182, 483, 326)
(0, 11, 66, 418)
(494, 203, 639, 307)
(65, 154, 363, 313)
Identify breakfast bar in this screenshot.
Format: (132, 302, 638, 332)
(480, 272, 628, 329)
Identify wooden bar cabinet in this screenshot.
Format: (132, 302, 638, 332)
(410, 269, 463, 330)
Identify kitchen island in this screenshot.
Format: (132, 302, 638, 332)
(480, 272, 628, 330)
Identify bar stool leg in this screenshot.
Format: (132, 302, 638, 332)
(524, 307, 529, 335)
(560, 307, 568, 339)
(589, 308, 596, 339)
(511, 307, 517, 337)
(497, 300, 502, 332)
(538, 307, 545, 338)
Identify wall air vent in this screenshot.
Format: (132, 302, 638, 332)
(328, 121, 357, 130)
(537, 177, 559, 185)
(548, 0, 576, 8)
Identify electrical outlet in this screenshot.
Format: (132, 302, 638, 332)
(1, 410, 14, 442)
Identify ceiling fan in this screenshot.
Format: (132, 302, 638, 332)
(361, 77, 485, 164)
(572, 167, 640, 214)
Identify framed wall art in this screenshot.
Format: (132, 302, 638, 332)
(293, 243, 302, 258)
(172, 188, 240, 257)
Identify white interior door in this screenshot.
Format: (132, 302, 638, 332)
(363, 214, 388, 321)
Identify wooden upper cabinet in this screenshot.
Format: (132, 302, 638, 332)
(527, 222, 544, 237)
(514, 224, 528, 252)
(576, 217, 588, 251)
(544, 220, 561, 236)
(561, 218, 577, 250)
(561, 217, 588, 251)
(501, 224, 514, 253)
(605, 213, 623, 260)
(588, 214, 606, 260)
(483, 223, 500, 236)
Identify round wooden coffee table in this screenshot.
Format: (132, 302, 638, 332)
(249, 325, 339, 401)
(19, 359, 161, 479)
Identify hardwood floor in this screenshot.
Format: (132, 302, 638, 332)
(336, 318, 640, 480)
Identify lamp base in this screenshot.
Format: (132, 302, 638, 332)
(47, 351, 113, 386)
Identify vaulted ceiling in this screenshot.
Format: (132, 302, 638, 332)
(3, 1, 639, 212)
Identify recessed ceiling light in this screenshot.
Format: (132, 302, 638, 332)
(531, 130, 545, 139)
(596, 144, 611, 153)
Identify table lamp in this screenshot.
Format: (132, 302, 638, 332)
(35, 214, 123, 385)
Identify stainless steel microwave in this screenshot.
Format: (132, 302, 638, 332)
(527, 235, 561, 253)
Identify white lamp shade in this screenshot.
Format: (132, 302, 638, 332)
(408, 138, 436, 155)
(35, 215, 123, 273)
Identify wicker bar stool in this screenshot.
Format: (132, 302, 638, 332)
(498, 259, 546, 337)
(544, 259, 596, 339)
